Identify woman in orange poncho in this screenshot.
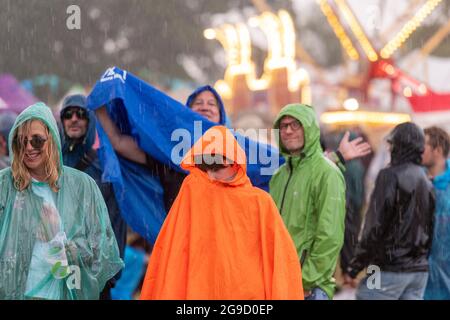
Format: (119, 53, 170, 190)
(140, 125, 303, 300)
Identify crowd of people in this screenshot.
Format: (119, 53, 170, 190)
(0, 73, 449, 300)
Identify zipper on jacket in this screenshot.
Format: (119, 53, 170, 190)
(300, 249, 308, 267)
(279, 157, 293, 215)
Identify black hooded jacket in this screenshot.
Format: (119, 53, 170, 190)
(348, 122, 435, 277)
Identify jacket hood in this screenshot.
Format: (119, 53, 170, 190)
(388, 122, 424, 166)
(185, 85, 227, 126)
(8, 102, 64, 173)
(181, 125, 250, 187)
(60, 94, 96, 155)
(273, 103, 322, 158)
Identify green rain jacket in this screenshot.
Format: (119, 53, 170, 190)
(269, 104, 346, 299)
(0, 103, 124, 300)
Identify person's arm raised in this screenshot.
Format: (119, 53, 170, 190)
(337, 131, 372, 162)
(95, 106, 146, 165)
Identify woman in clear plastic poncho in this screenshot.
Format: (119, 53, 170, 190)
(0, 102, 124, 300)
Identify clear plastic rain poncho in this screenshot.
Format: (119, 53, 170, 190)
(0, 103, 124, 299)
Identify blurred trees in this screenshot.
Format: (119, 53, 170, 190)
(0, 0, 449, 103)
(0, 0, 251, 100)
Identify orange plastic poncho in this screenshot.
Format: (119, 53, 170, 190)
(140, 126, 303, 300)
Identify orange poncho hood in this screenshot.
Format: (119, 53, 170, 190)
(180, 125, 250, 187)
(141, 126, 303, 300)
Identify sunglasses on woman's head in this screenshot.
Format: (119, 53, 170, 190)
(15, 135, 48, 150)
(62, 108, 87, 120)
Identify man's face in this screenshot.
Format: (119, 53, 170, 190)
(62, 107, 88, 139)
(279, 116, 305, 155)
(191, 90, 221, 123)
(422, 134, 437, 168)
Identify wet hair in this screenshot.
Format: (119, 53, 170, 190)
(424, 126, 450, 158)
(388, 122, 425, 166)
(11, 119, 60, 192)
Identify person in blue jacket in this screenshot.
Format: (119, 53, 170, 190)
(422, 126, 450, 300)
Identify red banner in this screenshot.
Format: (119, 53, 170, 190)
(407, 92, 450, 113)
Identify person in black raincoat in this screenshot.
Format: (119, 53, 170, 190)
(346, 122, 435, 300)
(60, 94, 127, 299)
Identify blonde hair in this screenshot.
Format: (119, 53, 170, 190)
(11, 119, 60, 192)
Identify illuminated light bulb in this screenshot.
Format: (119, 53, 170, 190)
(384, 64, 395, 75)
(248, 17, 259, 28)
(403, 87, 413, 97)
(214, 80, 232, 99)
(236, 23, 251, 65)
(418, 83, 428, 95)
(316, 0, 359, 60)
(343, 98, 359, 111)
(368, 54, 378, 62)
(279, 10, 296, 60)
(334, 0, 378, 61)
(320, 111, 411, 125)
(248, 78, 270, 91)
(204, 28, 216, 40)
(381, 0, 443, 58)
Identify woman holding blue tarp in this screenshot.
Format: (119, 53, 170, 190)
(0, 102, 124, 299)
(95, 84, 227, 213)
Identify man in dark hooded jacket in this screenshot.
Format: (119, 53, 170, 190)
(60, 94, 127, 299)
(346, 122, 435, 300)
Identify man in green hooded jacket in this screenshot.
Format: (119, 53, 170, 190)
(270, 103, 346, 300)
